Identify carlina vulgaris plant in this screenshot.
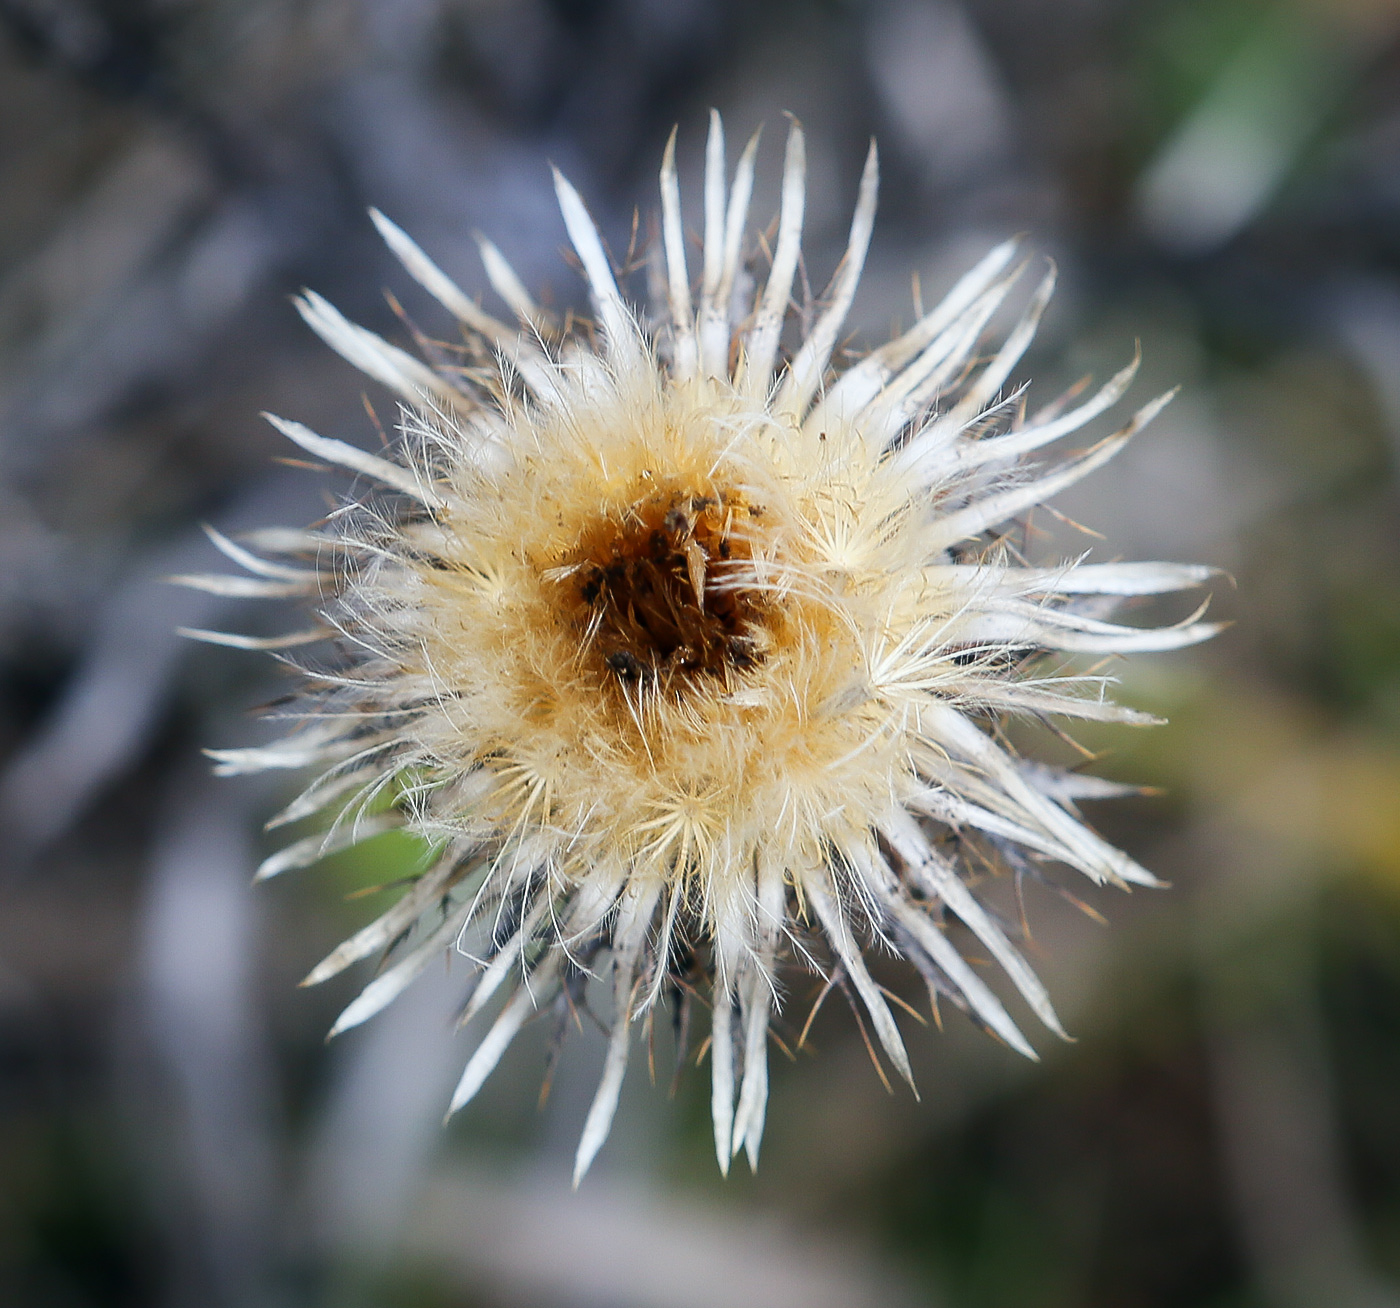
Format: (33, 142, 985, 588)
(178, 113, 1220, 1184)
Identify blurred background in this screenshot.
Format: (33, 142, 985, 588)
(1, 1, 1399, 1305)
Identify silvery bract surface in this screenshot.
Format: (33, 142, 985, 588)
(181, 114, 1217, 1183)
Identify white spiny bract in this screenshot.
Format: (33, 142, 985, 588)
(179, 115, 1218, 1183)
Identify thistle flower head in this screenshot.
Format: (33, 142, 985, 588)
(183, 114, 1219, 1182)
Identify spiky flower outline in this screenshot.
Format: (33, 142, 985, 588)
(180, 114, 1217, 1183)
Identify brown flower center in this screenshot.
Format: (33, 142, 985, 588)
(558, 488, 773, 691)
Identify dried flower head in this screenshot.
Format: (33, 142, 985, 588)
(182, 115, 1218, 1182)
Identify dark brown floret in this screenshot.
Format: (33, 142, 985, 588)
(558, 486, 773, 692)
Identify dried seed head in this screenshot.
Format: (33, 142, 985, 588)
(183, 115, 1220, 1184)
